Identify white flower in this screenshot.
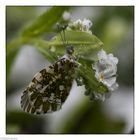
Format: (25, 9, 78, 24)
(92, 49, 119, 91)
(82, 19, 92, 32)
(68, 18, 93, 34)
(63, 11, 71, 21)
(73, 19, 82, 30)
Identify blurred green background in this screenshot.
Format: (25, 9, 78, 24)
(6, 6, 134, 134)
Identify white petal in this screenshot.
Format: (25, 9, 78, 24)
(103, 76, 116, 87)
(97, 49, 108, 60)
(108, 54, 119, 64)
(75, 19, 82, 26)
(63, 11, 71, 21)
(82, 19, 92, 30)
(95, 71, 100, 80)
(94, 93, 105, 101)
(93, 62, 102, 72)
(109, 83, 119, 91)
(83, 19, 92, 27)
(98, 59, 108, 66)
(103, 65, 117, 78)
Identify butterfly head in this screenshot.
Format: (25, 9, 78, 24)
(66, 45, 74, 55)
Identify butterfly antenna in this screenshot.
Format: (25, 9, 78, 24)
(61, 25, 73, 55)
(62, 26, 68, 46)
(57, 23, 73, 55)
(56, 23, 66, 47)
(60, 31, 66, 47)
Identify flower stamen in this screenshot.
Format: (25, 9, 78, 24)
(99, 72, 104, 82)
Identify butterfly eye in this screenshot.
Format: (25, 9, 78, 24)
(66, 46, 74, 55)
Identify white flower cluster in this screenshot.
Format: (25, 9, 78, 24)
(68, 19, 93, 34)
(92, 49, 119, 91)
(62, 11, 71, 21)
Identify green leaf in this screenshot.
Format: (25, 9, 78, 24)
(49, 30, 103, 57)
(6, 37, 24, 80)
(7, 6, 69, 81)
(22, 6, 69, 37)
(78, 59, 109, 95)
(28, 30, 103, 62)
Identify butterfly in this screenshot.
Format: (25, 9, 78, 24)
(20, 25, 79, 114)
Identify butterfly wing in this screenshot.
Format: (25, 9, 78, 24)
(21, 56, 78, 114)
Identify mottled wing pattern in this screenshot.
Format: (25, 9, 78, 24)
(21, 55, 78, 114)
